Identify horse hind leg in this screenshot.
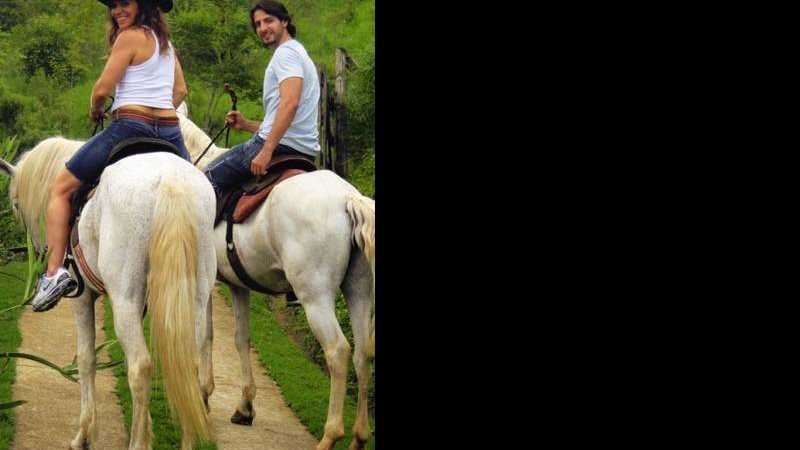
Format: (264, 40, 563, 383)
(112, 301, 154, 449)
(341, 251, 374, 450)
(69, 293, 99, 450)
(230, 285, 257, 425)
(300, 289, 351, 450)
(197, 292, 215, 412)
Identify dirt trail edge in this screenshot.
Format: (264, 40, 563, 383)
(12, 299, 128, 449)
(12, 289, 318, 450)
(209, 288, 318, 450)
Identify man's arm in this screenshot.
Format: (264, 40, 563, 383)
(250, 76, 302, 175)
(226, 111, 262, 134)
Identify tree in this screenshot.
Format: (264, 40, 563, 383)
(170, 1, 261, 130)
(16, 14, 87, 86)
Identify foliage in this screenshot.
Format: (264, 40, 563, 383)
(347, 44, 375, 155)
(171, 0, 262, 131)
(0, 261, 26, 448)
(349, 150, 375, 198)
(0, 93, 23, 143)
(345, 43, 375, 197)
(14, 14, 88, 86)
(0, 137, 25, 266)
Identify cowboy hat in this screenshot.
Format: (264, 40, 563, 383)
(96, 0, 174, 13)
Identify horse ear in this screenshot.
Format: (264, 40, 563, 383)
(0, 159, 16, 178)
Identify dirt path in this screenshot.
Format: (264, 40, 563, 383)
(208, 288, 318, 450)
(11, 299, 128, 449)
(11, 289, 318, 450)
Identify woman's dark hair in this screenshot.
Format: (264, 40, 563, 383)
(107, 0, 171, 55)
(250, 0, 297, 38)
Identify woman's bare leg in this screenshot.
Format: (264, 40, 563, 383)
(45, 169, 82, 275)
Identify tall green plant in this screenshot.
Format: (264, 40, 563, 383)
(0, 137, 25, 265)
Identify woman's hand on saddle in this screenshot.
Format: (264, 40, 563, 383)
(226, 111, 247, 131)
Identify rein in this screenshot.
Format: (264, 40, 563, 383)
(90, 96, 115, 137)
(193, 83, 238, 166)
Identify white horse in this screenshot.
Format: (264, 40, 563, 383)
(0, 137, 217, 450)
(179, 112, 376, 450)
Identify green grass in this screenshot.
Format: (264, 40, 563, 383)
(349, 151, 375, 198)
(102, 298, 216, 450)
(0, 261, 28, 450)
(218, 284, 376, 449)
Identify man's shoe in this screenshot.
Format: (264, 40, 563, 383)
(285, 291, 301, 307)
(30, 267, 77, 312)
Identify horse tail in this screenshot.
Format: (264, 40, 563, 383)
(147, 179, 213, 446)
(346, 193, 375, 358)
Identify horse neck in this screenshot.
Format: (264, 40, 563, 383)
(14, 137, 83, 245)
(193, 145, 230, 172)
(177, 113, 232, 170)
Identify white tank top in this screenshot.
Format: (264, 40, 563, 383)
(111, 29, 175, 111)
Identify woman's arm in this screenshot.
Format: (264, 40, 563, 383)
(172, 56, 188, 108)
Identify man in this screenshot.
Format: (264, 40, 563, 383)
(204, 0, 319, 307)
(204, 0, 320, 195)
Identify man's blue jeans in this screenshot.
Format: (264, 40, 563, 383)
(204, 135, 310, 196)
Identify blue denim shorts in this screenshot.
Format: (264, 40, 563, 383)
(204, 135, 309, 196)
(66, 118, 190, 184)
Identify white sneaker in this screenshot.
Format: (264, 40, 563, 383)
(30, 267, 76, 312)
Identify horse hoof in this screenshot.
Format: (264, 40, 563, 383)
(68, 438, 89, 449)
(230, 410, 254, 425)
(348, 440, 367, 450)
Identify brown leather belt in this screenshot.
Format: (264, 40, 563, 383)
(111, 109, 179, 126)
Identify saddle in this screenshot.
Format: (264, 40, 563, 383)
(106, 137, 183, 166)
(214, 153, 317, 225)
(65, 137, 185, 298)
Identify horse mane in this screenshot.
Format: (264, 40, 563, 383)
(176, 111, 228, 170)
(12, 137, 83, 238)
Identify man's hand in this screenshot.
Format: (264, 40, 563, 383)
(250, 150, 272, 176)
(226, 111, 247, 131)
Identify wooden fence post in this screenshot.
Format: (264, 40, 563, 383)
(318, 49, 356, 176)
(317, 65, 331, 170)
(334, 48, 355, 178)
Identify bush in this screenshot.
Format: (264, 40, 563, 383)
(0, 94, 24, 142)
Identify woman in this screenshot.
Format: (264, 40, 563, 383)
(31, 0, 189, 312)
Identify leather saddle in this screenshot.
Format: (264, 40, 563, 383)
(214, 153, 317, 225)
